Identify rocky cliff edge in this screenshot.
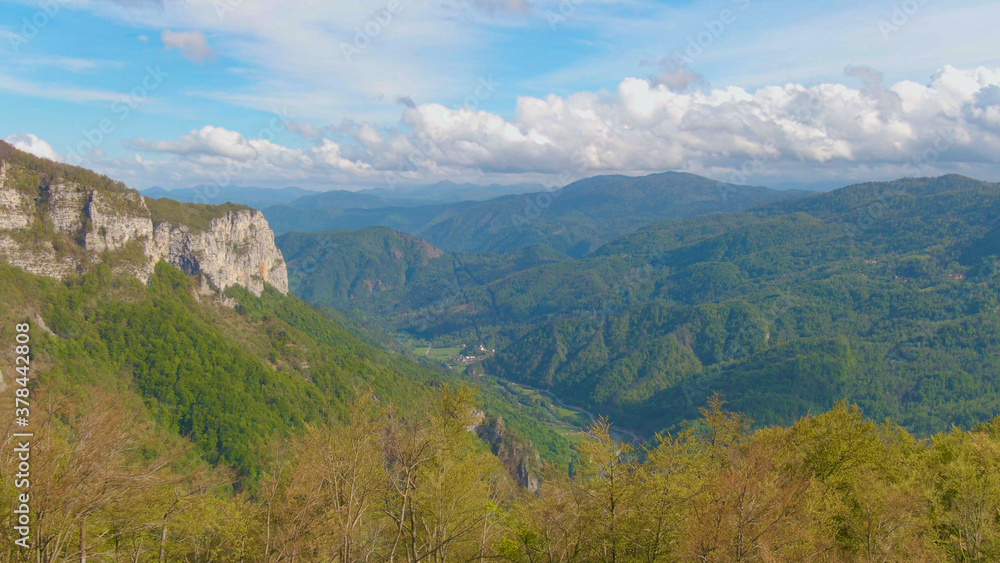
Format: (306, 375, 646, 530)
(0, 145, 287, 296)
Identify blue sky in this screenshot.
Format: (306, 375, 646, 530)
(2, 0, 1000, 190)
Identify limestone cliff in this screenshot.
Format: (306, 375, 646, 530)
(0, 146, 288, 296)
(148, 205, 289, 296)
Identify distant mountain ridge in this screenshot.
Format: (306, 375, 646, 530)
(358, 180, 546, 203)
(142, 185, 314, 210)
(268, 171, 808, 257)
(419, 171, 809, 257)
(144, 180, 546, 214)
(264, 199, 481, 235)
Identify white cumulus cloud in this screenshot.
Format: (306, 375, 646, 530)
(115, 127, 373, 188)
(126, 126, 258, 160)
(5, 134, 62, 162)
(368, 65, 1000, 181)
(99, 65, 1000, 189)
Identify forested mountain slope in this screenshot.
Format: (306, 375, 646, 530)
(489, 175, 1000, 435)
(283, 174, 1000, 437)
(0, 143, 567, 525)
(277, 226, 573, 333)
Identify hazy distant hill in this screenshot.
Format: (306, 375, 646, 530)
(269, 171, 807, 256)
(272, 180, 541, 212)
(142, 184, 314, 209)
(264, 200, 481, 234)
(419, 172, 808, 257)
(370, 180, 545, 203)
(144, 181, 542, 219)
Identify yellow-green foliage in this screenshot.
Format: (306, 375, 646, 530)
(2, 385, 999, 562)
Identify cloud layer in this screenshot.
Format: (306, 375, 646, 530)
(83, 64, 1000, 189)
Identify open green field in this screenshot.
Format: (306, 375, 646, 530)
(413, 344, 463, 362)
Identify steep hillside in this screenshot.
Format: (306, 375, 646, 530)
(0, 143, 571, 486)
(278, 227, 574, 337)
(278, 226, 446, 310)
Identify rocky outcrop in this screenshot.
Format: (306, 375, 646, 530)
(474, 412, 541, 492)
(0, 158, 288, 296)
(150, 210, 288, 296)
(397, 230, 445, 262)
(85, 191, 154, 255)
(49, 183, 90, 236)
(0, 236, 79, 279)
(0, 163, 31, 231)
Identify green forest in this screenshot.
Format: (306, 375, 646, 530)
(280, 175, 1000, 439)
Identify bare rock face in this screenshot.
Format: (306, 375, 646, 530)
(0, 158, 288, 297)
(49, 183, 90, 235)
(150, 210, 288, 296)
(474, 413, 541, 492)
(85, 191, 155, 254)
(0, 165, 81, 278)
(0, 236, 79, 279)
(0, 163, 32, 230)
